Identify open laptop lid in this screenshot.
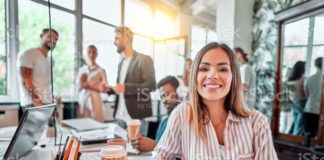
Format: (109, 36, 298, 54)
(3, 104, 55, 159)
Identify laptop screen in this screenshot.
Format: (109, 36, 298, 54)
(4, 104, 55, 159)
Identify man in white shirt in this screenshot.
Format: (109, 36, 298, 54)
(234, 47, 256, 108)
(304, 57, 322, 137)
(109, 26, 156, 123)
(17, 28, 59, 112)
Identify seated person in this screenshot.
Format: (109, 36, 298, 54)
(107, 76, 181, 152)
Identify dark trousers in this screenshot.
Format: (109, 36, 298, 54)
(303, 112, 319, 137)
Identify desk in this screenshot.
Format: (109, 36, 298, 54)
(0, 123, 153, 160)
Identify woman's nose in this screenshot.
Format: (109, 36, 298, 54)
(207, 69, 219, 80)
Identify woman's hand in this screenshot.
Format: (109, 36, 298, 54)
(80, 73, 88, 82)
(99, 83, 111, 92)
(80, 73, 89, 89)
(80, 81, 89, 89)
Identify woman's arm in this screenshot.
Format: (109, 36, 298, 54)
(82, 69, 110, 92)
(252, 111, 278, 160)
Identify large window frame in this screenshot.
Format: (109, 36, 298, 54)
(274, 0, 324, 146)
(0, 0, 189, 102)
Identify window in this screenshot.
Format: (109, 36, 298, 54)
(154, 39, 185, 82)
(83, 0, 121, 25)
(207, 30, 218, 43)
(191, 25, 217, 59)
(311, 15, 324, 75)
(0, 0, 6, 95)
(313, 16, 324, 45)
(82, 18, 120, 86)
(282, 47, 307, 78)
(125, 0, 153, 37)
(133, 35, 153, 57)
(19, 0, 76, 98)
(282, 18, 309, 79)
(191, 26, 206, 59)
(284, 18, 309, 46)
(42, 0, 75, 10)
(0, 0, 187, 101)
(282, 15, 324, 77)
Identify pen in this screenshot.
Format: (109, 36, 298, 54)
(59, 136, 70, 160)
(63, 135, 74, 160)
(74, 137, 81, 160)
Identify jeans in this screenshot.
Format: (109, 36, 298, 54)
(289, 99, 306, 135)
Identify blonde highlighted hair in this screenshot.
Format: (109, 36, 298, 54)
(187, 42, 251, 139)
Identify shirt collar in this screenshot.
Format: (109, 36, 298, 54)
(227, 111, 241, 123)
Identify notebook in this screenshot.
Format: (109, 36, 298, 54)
(62, 118, 107, 131)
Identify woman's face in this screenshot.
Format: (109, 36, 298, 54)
(197, 48, 232, 102)
(87, 47, 97, 62)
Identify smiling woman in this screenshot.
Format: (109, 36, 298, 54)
(153, 42, 278, 160)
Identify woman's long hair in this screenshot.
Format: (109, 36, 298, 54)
(287, 61, 305, 81)
(188, 42, 251, 139)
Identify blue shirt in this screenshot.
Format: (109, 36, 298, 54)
(155, 116, 169, 141)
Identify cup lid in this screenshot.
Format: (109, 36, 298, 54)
(127, 119, 141, 125)
(100, 145, 127, 158)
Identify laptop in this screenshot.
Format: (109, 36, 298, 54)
(0, 104, 55, 160)
(62, 118, 107, 131)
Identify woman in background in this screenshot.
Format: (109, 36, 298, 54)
(77, 45, 109, 122)
(154, 42, 277, 159)
(286, 61, 307, 135)
(176, 58, 192, 100)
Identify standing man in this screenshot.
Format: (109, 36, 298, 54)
(111, 26, 156, 122)
(17, 28, 59, 112)
(304, 57, 322, 137)
(234, 47, 256, 108)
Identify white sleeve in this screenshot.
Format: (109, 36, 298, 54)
(19, 50, 35, 68)
(242, 65, 252, 86)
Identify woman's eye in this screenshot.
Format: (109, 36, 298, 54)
(218, 68, 229, 72)
(199, 67, 208, 72)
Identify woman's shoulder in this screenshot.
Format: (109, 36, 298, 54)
(249, 109, 270, 129)
(169, 102, 190, 121)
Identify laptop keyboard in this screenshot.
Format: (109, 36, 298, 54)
(0, 145, 7, 156)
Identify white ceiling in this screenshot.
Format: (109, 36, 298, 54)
(164, 0, 217, 28)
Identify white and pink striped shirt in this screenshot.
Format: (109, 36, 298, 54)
(153, 103, 278, 160)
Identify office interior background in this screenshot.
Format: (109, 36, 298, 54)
(0, 0, 324, 159)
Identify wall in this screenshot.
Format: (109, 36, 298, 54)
(216, 0, 236, 47)
(234, 0, 254, 54)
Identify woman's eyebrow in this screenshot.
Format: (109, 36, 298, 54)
(217, 62, 230, 66)
(199, 62, 230, 66)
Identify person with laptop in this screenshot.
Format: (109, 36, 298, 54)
(17, 29, 59, 112)
(108, 76, 181, 152)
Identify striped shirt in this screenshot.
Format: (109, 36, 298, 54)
(153, 103, 278, 160)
